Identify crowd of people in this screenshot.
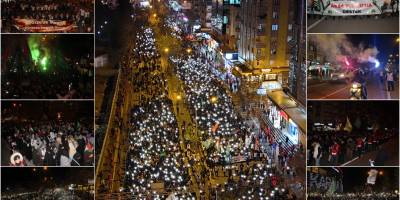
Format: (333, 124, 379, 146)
(2, 121, 94, 166)
(1, 0, 93, 32)
(210, 162, 299, 200)
(125, 98, 190, 194)
(131, 27, 166, 99)
(124, 27, 192, 196)
(308, 128, 397, 166)
(170, 57, 249, 164)
(2, 188, 93, 200)
(2, 59, 93, 99)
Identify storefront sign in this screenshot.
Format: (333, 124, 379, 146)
(279, 110, 289, 121)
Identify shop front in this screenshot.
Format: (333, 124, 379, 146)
(266, 90, 306, 147)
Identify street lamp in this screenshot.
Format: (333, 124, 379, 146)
(153, 13, 157, 18)
(186, 48, 192, 54)
(164, 48, 169, 53)
(176, 94, 182, 100)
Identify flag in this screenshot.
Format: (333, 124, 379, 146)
(343, 117, 352, 132)
(211, 122, 220, 133)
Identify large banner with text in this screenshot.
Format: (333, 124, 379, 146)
(308, 0, 398, 16)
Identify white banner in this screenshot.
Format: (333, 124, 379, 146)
(308, 0, 398, 16)
(366, 169, 378, 185)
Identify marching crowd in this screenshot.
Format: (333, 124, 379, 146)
(308, 128, 397, 166)
(125, 98, 190, 194)
(2, 121, 94, 166)
(212, 162, 299, 200)
(124, 27, 191, 195)
(1, 0, 93, 32)
(170, 56, 248, 164)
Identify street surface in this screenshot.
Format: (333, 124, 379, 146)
(342, 138, 399, 166)
(314, 139, 399, 167)
(307, 74, 399, 99)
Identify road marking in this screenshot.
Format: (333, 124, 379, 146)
(307, 16, 327, 31)
(319, 85, 350, 99)
(341, 156, 360, 166)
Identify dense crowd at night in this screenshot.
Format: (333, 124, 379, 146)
(1, 0, 93, 33)
(2, 168, 94, 200)
(2, 64, 93, 99)
(1, 102, 94, 166)
(122, 27, 193, 197)
(308, 128, 397, 166)
(2, 189, 93, 200)
(212, 163, 299, 200)
(307, 101, 399, 166)
(125, 98, 191, 194)
(170, 56, 290, 166)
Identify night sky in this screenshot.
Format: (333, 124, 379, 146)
(347, 34, 399, 66)
(308, 100, 399, 129)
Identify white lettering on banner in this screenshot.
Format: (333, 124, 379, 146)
(13, 18, 76, 32)
(308, 0, 395, 16)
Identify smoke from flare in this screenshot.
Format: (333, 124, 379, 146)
(309, 34, 379, 66)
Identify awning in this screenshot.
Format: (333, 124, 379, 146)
(267, 90, 306, 133)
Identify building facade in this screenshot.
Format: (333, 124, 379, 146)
(238, 0, 295, 85)
(288, 0, 306, 105)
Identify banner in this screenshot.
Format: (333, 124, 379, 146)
(367, 169, 378, 185)
(14, 18, 77, 33)
(308, 0, 397, 16)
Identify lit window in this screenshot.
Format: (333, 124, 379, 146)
(272, 24, 278, 31)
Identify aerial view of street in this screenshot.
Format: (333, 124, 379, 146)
(307, 0, 399, 33)
(94, 0, 306, 199)
(307, 34, 399, 100)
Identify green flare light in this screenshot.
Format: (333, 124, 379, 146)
(28, 35, 41, 63)
(31, 49, 40, 62)
(40, 57, 48, 71)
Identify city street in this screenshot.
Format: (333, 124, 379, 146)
(94, 0, 307, 199)
(307, 16, 399, 33)
(343, 138, 399, 166)
(307, 74, 399, 99)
